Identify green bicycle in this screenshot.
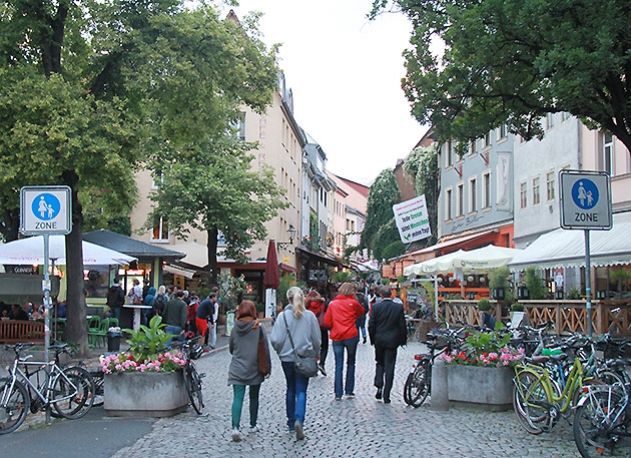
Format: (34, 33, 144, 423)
(513, 353, 590, 434)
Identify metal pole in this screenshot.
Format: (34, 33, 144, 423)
(584, 230, 592, 338)
(43, 234, 51, 425)
(434, 276, 439, 321)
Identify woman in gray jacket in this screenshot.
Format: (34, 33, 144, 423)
(228, 300, 271, 442)
(270, 287, 321, 441)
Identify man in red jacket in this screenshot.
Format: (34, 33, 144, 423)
(324, 282, 366, 400)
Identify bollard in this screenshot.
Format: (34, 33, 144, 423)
(431, 359, 449, 411)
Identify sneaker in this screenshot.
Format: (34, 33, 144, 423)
(334, 396, 343, 401)
(375, 387, 383, 400)
(318, 364, 327, 376)
(231, 428, 241, 442)
(345, 393, 355, 399)
(295, 422, 305, 441)
(383, 398, 391, 404)
(249, 425, 260, 434)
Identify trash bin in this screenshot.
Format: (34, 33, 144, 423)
(107, 331, 122, 352)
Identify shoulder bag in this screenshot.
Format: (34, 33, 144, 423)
(257, 326, 271, 378)
(282, 312, 318, 378)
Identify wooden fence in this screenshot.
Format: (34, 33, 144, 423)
(441, 299, 631, 335)
(0, 320, 45, 344)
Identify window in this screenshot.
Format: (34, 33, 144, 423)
(532, 177, 541, 205)
(457, 184, 464, 216)
(152, 216, 169, 241)
(561, 112, 570, 121)
(483, 132, 491, 148)
(497, 124, 507, 141)
(469, 178, 477, 213)
(151, 172, 164, 190)
(469, 139, 477, 155)
(546, 171, 555, 201)
(482, 173, 491, 209)
(602, 132, 614, 175)
(445, 141, 453, 167)
(235, 111, 246, 141)
(520, 182, 527, 208)
(445, 189, 453, 220)
(546, 113, 555, 130)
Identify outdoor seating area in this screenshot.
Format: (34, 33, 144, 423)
(88, 317, 119, 347)
(0, 320, 45, 344)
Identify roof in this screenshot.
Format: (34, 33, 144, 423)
(509, 211, 631, 269)
(82, 230, 184, 259)
(334, 175, 370, 198)
(396, 229, 498, 260)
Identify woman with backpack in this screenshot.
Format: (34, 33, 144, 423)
(228, 300, 271, 442)
(270, 287, 321, 441)
(305, 290, 329, 375)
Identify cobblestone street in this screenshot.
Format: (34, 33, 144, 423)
(114, 340, 580, 458)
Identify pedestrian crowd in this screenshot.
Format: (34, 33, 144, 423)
(226, 281, 407, 443)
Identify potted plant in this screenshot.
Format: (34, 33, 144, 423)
(100, 316, 189, 417)
(441, 325, 524, 410)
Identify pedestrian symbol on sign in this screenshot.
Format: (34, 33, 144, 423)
(571, 179, 599, 210)
(31, 193, 61, 221)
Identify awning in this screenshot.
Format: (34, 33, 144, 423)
(393, 229, 497, 260)
(509, 211, 631, 270)
(170, 241, 208, 268)
(163, 264, 196, 279)
(405, 245, 522, 276)
(279, 263, 297, 273)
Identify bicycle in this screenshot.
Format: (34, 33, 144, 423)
(179, 337, 205, 414)
(0, 343, 94, 435)
(403, 324, 466, 408)
(49, 343, 101, 412)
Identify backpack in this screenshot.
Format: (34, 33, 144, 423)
(153, 294, 166, 314)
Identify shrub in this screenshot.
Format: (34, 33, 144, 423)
(524, 267, 546, 300)
(477, 298, 491, 312)
(488, 267, 515, 303)
(511, 303, 524, 312)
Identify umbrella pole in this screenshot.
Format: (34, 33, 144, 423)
(434, 276, 439, 321)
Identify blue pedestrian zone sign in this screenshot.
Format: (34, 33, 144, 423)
(560, 171, 612, 230)
(20, 186, 72, 235)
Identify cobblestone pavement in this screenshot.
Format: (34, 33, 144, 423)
(113, 340, 580, 458)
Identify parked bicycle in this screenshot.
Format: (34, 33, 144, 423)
(176, 337, 205, 414)
(0, 343, 94, 435)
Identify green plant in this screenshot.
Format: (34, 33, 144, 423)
(567, 288, 581, 300)
(441, 323, 523, 367)
(333, 270, 353, 284)
(488, 267, 515, 303)
(477, 299, 491, 312)
(610, 269, 631, 291)
(123, 315, 172, 363)
(277, 273, 296, 307)
(511, 303, 524, 312)
(219, 271, 247, 311)
(524, 267, 546, 300)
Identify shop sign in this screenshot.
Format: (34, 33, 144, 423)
(393, 195, 431, 243)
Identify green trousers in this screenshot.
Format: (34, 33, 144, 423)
(231, 384, 261, 429)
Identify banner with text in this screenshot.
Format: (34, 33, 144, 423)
(393, 195, 431, 244)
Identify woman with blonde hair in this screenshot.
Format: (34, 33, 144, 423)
(270, 286, 321, 440)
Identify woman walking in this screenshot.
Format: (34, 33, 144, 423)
(305, 290, 329, 375)
(270, 287, 321, 440)
(228, 300, 271, 442)
(324, 282, 366, 400)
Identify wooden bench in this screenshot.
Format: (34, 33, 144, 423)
(0, 320, 45, 344)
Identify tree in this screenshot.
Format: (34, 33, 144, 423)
(149, 137, 286, 286)
(361, 169, 401, 260)
(370, 0, 631, 155)
(404, 145, 439, 246)
(0, 2, 278, 353)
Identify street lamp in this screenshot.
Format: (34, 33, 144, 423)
(277, 224, 297, 250)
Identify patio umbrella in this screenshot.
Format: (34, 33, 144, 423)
(0, 235, 136, 265)
(264, 240, 280, 289)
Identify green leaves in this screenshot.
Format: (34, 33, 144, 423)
(125, 315, 172, 362)
(361, 168, 401, 258)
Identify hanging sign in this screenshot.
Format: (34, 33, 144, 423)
(393, 195, 432, 243)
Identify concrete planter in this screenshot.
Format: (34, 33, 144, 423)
(104, 370, 188, 417)
(447, 365, 513, 411)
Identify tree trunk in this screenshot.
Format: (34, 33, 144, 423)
(63, 176, 88, 355)
(207, 226, 219, 286)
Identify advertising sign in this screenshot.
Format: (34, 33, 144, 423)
(393, 195, 432, 243)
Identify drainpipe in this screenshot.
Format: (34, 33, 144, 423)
(577, 118, 582, 170)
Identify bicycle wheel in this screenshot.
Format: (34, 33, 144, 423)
(51, 366, 94, 419)
(574, 386, 631, 458)
(404, 361, 430, 408)
(0, 378, 30, 435)
(184, 365, 204, 414)
(91, 371, 104, 407)
(513, 372, 549, 435)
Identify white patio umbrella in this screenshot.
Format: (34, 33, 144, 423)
(0, 235, 136, 265)
(404, 245, 522, 276)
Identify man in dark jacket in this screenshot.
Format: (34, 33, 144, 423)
(106, 278, 125, 320)
(368, 285, 407, 404)
(163, 291, 187, 344)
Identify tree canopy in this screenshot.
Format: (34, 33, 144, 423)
(370, 0, 631, 154)
(0, 1, 278, 351)
(404, 145, 438, 246)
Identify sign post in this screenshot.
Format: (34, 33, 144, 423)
(559, 171, 612, 337)
(20, 186, 72, 425)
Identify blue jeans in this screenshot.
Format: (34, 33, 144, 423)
(332, 336, 359, 398)
(165, 325, 183, 347)
(281, 361, 310, 428)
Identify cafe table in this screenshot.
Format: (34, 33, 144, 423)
(123, 304, 152, 331)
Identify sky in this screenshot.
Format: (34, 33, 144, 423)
(228, 0, 427, 185)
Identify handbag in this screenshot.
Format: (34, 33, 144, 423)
(282, 312, 318, 378)
(257, 327, 271, 378)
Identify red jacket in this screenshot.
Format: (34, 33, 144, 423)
(324, 294, 366, 341)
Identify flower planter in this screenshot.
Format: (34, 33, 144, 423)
(104, 370, 188, 417)
(447, 365, 513, 411)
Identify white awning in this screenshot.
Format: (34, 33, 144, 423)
(163, 264, 196, 279)
(170, 241, 208, 268)
(509, 211, 631, 270)
(405, 245, 522, 276)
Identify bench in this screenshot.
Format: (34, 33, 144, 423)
(0, 320, 45, 344)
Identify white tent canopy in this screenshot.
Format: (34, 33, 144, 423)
(509, 211, 631, 270)
(0, 235, 136, 265)
(404, 245, 523, 276)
